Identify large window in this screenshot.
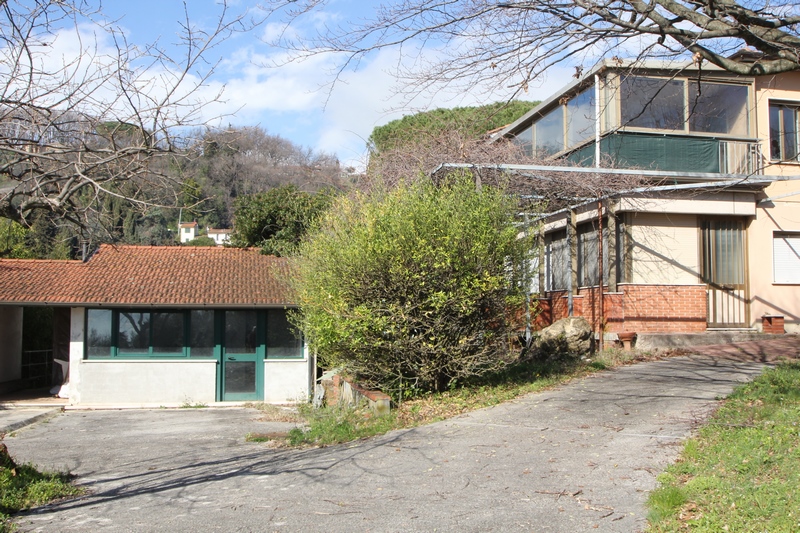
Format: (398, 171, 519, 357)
(545, 230, 570, 291)
(85, 308, 303, 359)
(689, 82, 749, 136)
(267, 309, 304, 358)
(774, 232, 800, 284)
(566, 89, 596, 147)
(577, 221, 609, 287)
(769, 102, 799, 161)
(620, 76, 750, 136)
(534, 109, 565, 156)
(621, 77, 684, 130)
(86, 309, 112, 357)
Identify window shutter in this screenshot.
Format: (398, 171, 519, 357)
(774, 232, 800, 283)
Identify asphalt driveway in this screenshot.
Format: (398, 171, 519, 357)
(8, 338, 798, 533)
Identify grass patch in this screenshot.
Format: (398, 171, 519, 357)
(646, 361, 800, 532)
(288, 404, 398, 447)
(1, 445, 82, 532)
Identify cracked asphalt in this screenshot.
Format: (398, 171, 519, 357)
(8, 337, 798, 532)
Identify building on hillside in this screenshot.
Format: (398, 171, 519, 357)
(0, 245, 311, 405)
(207, 227, 232, 246)
(179, 221, 199, 243)
(473, 57, 800, 336)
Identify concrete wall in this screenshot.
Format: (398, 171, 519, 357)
(264, 348, 311, 404)
(77, 360, 217, 406)
(627, 213, 700, 285)
(0, 306, 23, 384)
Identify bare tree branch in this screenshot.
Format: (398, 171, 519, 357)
(0, 1, 263, 226)
(260, 0, 800, 101)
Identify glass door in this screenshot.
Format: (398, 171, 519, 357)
(221, 310, 262, 401)
(701, 219, 749, 328)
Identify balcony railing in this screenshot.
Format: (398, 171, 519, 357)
(719, 141, 762, 175)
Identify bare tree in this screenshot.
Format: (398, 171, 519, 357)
(262, 0, 799, 101)
(0, 1, 261, 226)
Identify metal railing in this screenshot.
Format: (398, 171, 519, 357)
(719, 141, 763, 175)
(21, 349, 53, 388)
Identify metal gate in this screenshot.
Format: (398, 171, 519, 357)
(701, 219, 748, 328)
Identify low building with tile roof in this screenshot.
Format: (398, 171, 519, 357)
(0, 245, 312, 406)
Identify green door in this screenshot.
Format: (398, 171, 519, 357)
(221, 310, 263, 401)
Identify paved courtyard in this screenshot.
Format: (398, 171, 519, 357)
(7, 337, 798, 532)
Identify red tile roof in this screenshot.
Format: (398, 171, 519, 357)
(0, 245, 295, 307)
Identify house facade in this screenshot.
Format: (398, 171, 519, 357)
(0, 245, 312, 405)
(492, 58, 800, 335)
(179, 221, 198, 243)
(207, 227, 232, 246)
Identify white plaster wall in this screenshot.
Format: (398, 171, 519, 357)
(618, 192, 756, 216)
(748, 189, 800, 332)
(628, 213, 700, 285)
(0, 306, 23, 383)
(77, 360, 217, 405)
(264, 358, 311, 403)
(68, 307, 85, 405)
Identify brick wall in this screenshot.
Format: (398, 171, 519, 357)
(534, 284, 707, 334)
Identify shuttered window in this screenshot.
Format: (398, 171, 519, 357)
(774, 232, 800, 284)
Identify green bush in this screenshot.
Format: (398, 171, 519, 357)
(291, 175, 536, 399)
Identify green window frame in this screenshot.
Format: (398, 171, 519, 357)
(86, 309, 218, 359)
(84, 308, 303, 359)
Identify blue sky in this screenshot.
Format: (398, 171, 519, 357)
(92, 1, 572, 169)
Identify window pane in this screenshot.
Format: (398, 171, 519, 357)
(152, 312, 183, 354)
(513, 125, 533, 156)
(190, 310, 215, 357)
(225, 362, 256, 393)
(770, 105, 782, 159)
(225, 310, 257, 353)
(577, 222, 609, 287)
(267, 309, 303, 358)
(118, 311, 150, 354)
(567, 89, 595, 147)
(783, 106, 797, 160)
(689, 82, 749, 135)
(546, 230, 569, 291)
(86, 309, 112, 357)
(534, 108, 564, 156)
(621, 77, 684, 130)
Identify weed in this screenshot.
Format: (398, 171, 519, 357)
(179, 400, 207, 409)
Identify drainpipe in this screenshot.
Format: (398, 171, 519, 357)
(568, 210, 577, 316)
(597, 199, 605, 353)
(595, 74, 601, 169)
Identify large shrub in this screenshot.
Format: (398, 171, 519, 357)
(291, 175, 535, 399)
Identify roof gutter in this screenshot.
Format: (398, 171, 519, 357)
(430, 162, 799, 183)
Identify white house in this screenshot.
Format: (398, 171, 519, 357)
(179, 221, 198, 243)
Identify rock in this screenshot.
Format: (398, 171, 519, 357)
(533, 317, 593, 359)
